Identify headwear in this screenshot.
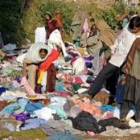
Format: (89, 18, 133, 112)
(53, 11, 63, 28)
(24, 42, 51, 64)
(45, 12, 52, 18)
(54, 11, 61, 15)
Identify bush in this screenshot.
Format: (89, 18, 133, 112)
(0, 0, 22, 44)
(0, 0, 129, 44)
(39, 0, 76, 33)
(101, 0, 126, 30)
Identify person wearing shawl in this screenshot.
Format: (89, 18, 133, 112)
(53, 11, 65, 40)
(37, 28, 69, 86)
(22, 43, 51, 90)
(88, 16, 140, 98)
(44, 12, 61, 40)
(86, 23, 103, 56)
(120, 16, 140, 122)
(35, 12, 68, 89)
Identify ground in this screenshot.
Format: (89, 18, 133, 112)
(1, 129, 140, 140)
(1, 119, 140, 140)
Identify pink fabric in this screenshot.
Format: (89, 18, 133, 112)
(55, 91, 68, 97)
(102, 112, 113, 119)
(73, 100, 102, 118)
(87, 131, 96, 137)
(73, 77, 83, 84)
(20, 77, 45, 99)
(83, 18, 89, 33)
(57, 73, 73, 83)
(12, 80, 21, 88)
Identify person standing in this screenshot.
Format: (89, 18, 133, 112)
(88, 16, 140, 98)
(120, 17, 140, 122)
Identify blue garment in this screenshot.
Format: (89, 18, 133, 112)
(48, 131, 81, 140)
(115, 83, 125, 104)
(16, 98, 29, 114)
(20, 118, 47, 130)
(0, 87, 7, 95)
(85, 62, 92, 68)
(0, 103, 20, 117)
(25, 102, 45, 114)
(48, 105, 67, 119)
(55, 82, 67, 92)
(100, 105, 114, 112)
(0, 98, 29, 117)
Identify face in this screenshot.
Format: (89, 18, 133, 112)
(39, 51, 47, 59)
(55, 13, 61, 18)
(131, 27, 140, 33)
(45, 14, 51, 21)
(89, 21, 95, 29)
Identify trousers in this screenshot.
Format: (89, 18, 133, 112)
(89, 62, 119, 96)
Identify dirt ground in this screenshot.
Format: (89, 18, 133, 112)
(0, 119, 140, 140)
(1, 128, 140, 140)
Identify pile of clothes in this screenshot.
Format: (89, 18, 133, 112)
(0, 41, 137, 139)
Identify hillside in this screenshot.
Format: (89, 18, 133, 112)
(0, 0, 127, 45)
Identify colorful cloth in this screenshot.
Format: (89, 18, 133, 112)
(20, 118, 47, 131)
(25, 102, 45, 114)
(49, 105, 67, 119)
(20, 77, 45, 99)
(37, 49, 59, 84)
(72, 100, 102, 118)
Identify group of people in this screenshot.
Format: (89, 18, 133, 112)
(69, 9, 140, 122)
(18, 9, 140, 123)
(21, 11, 67, 93)
(86, 15, 140, 122)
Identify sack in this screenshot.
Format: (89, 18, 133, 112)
(93, 90, 109, 104)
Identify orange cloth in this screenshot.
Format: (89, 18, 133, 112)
(73, 100, 102, 118)
(37, 49, 59, 84)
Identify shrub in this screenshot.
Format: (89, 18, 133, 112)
(0, 0, 130, 44)
(0, 0, 22, 44)
(39, 0, 75, 33)
(101, 1, 126, 30)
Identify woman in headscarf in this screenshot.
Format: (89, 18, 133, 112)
(22, 43, 51, 90)
(44, 12, 61, 40)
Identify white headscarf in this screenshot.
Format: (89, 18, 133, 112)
(24, 42, 51, 63)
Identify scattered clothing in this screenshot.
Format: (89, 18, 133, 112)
(98, 117, 130, 130)
(69, 111, 102, 133)
(20, 118, 47, 131)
